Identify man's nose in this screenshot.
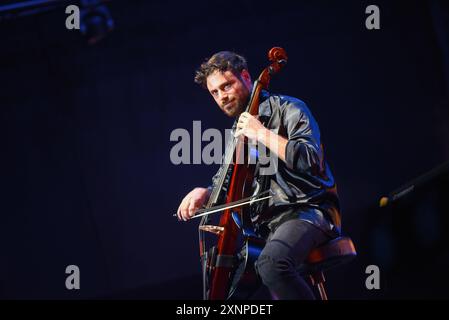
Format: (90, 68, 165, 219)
(218, 91, 228, 102)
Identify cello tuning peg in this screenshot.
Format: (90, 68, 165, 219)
(278, 59, 287, 66)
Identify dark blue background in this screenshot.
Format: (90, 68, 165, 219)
(1, 0, 448, 299)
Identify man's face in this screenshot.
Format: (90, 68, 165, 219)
(206, 70, 252, 118)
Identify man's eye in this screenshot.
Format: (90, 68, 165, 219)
(224, 84, 231, 90)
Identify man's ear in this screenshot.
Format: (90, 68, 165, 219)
(240, 69, 252, 87)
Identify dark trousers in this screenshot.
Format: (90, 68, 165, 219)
(254, 218, 331, 300)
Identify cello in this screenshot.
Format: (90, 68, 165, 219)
(198, 47, 288, 300)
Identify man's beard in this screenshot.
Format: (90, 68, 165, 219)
(225, 93, 250, 118)
(225, 101, 243, 118)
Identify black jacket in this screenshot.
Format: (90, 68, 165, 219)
(210, 91, 341, 237)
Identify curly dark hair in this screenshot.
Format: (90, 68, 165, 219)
(194, 51, 248, 89)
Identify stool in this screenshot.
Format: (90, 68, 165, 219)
(298, 236, 357, 300)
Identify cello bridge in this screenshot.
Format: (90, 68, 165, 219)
(199, 225, 224, 235)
